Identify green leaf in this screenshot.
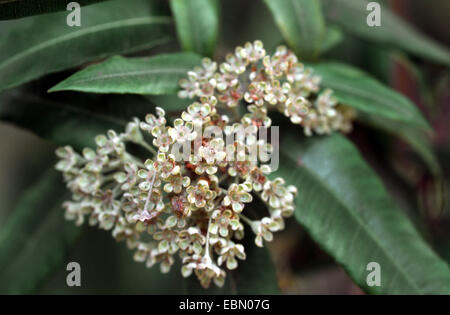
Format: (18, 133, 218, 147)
(170, 0, 219, 57)
(0, 168, 80, 294)
(340, 47, 440, 175)
(263, 0, 326, 60)
(0, 83, 154, 150)
(0, 0, 172, 93)
(359, 112, 441, 177)
(275, 132, 450, 294)
(310, 61, 430, 130)
(321, 0, 450, 66)
(320, 26, 343, 54)
(0, 0, 108, 19)
(49, 53, 203, 95)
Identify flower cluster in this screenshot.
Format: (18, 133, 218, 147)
(56, 41, 353, 289)
(179, 40, 354, 136)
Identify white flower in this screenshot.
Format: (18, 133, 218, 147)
(222, 183, 253, 213)
(168, 118, 197, 143)
(181, 102, 213, 125)
(218, 241, 246, 270)
(251, 217, 281, 247)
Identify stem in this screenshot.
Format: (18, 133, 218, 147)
(138, 140, 157, 156)
(203, 215, 213, 261)
(124, 153, 145, 168)
(239, 213, 254, 226)
(143, 171, 157, 214)
(239, 213, 258, 235)
(112, 184, 123, 199)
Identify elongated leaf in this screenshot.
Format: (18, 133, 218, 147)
(0, 168, 80, 294)
(49, 53, 203, 95)
(0, 82, 154, 150)
(339, 46, 440, 175)
(275, 132, 450, 294)
(0, 0, 171, 93)
(264, 0, 326, 60)
(170, 0, 219, 57)
(0, 0, 108, 19)
(359, 112, 441, 177)
(311, 61, 430, 130)
(321, 0, 450, 66)
(320, 26, 343, 54)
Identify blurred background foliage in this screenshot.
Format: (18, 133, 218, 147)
(0, 0, 449, 294)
